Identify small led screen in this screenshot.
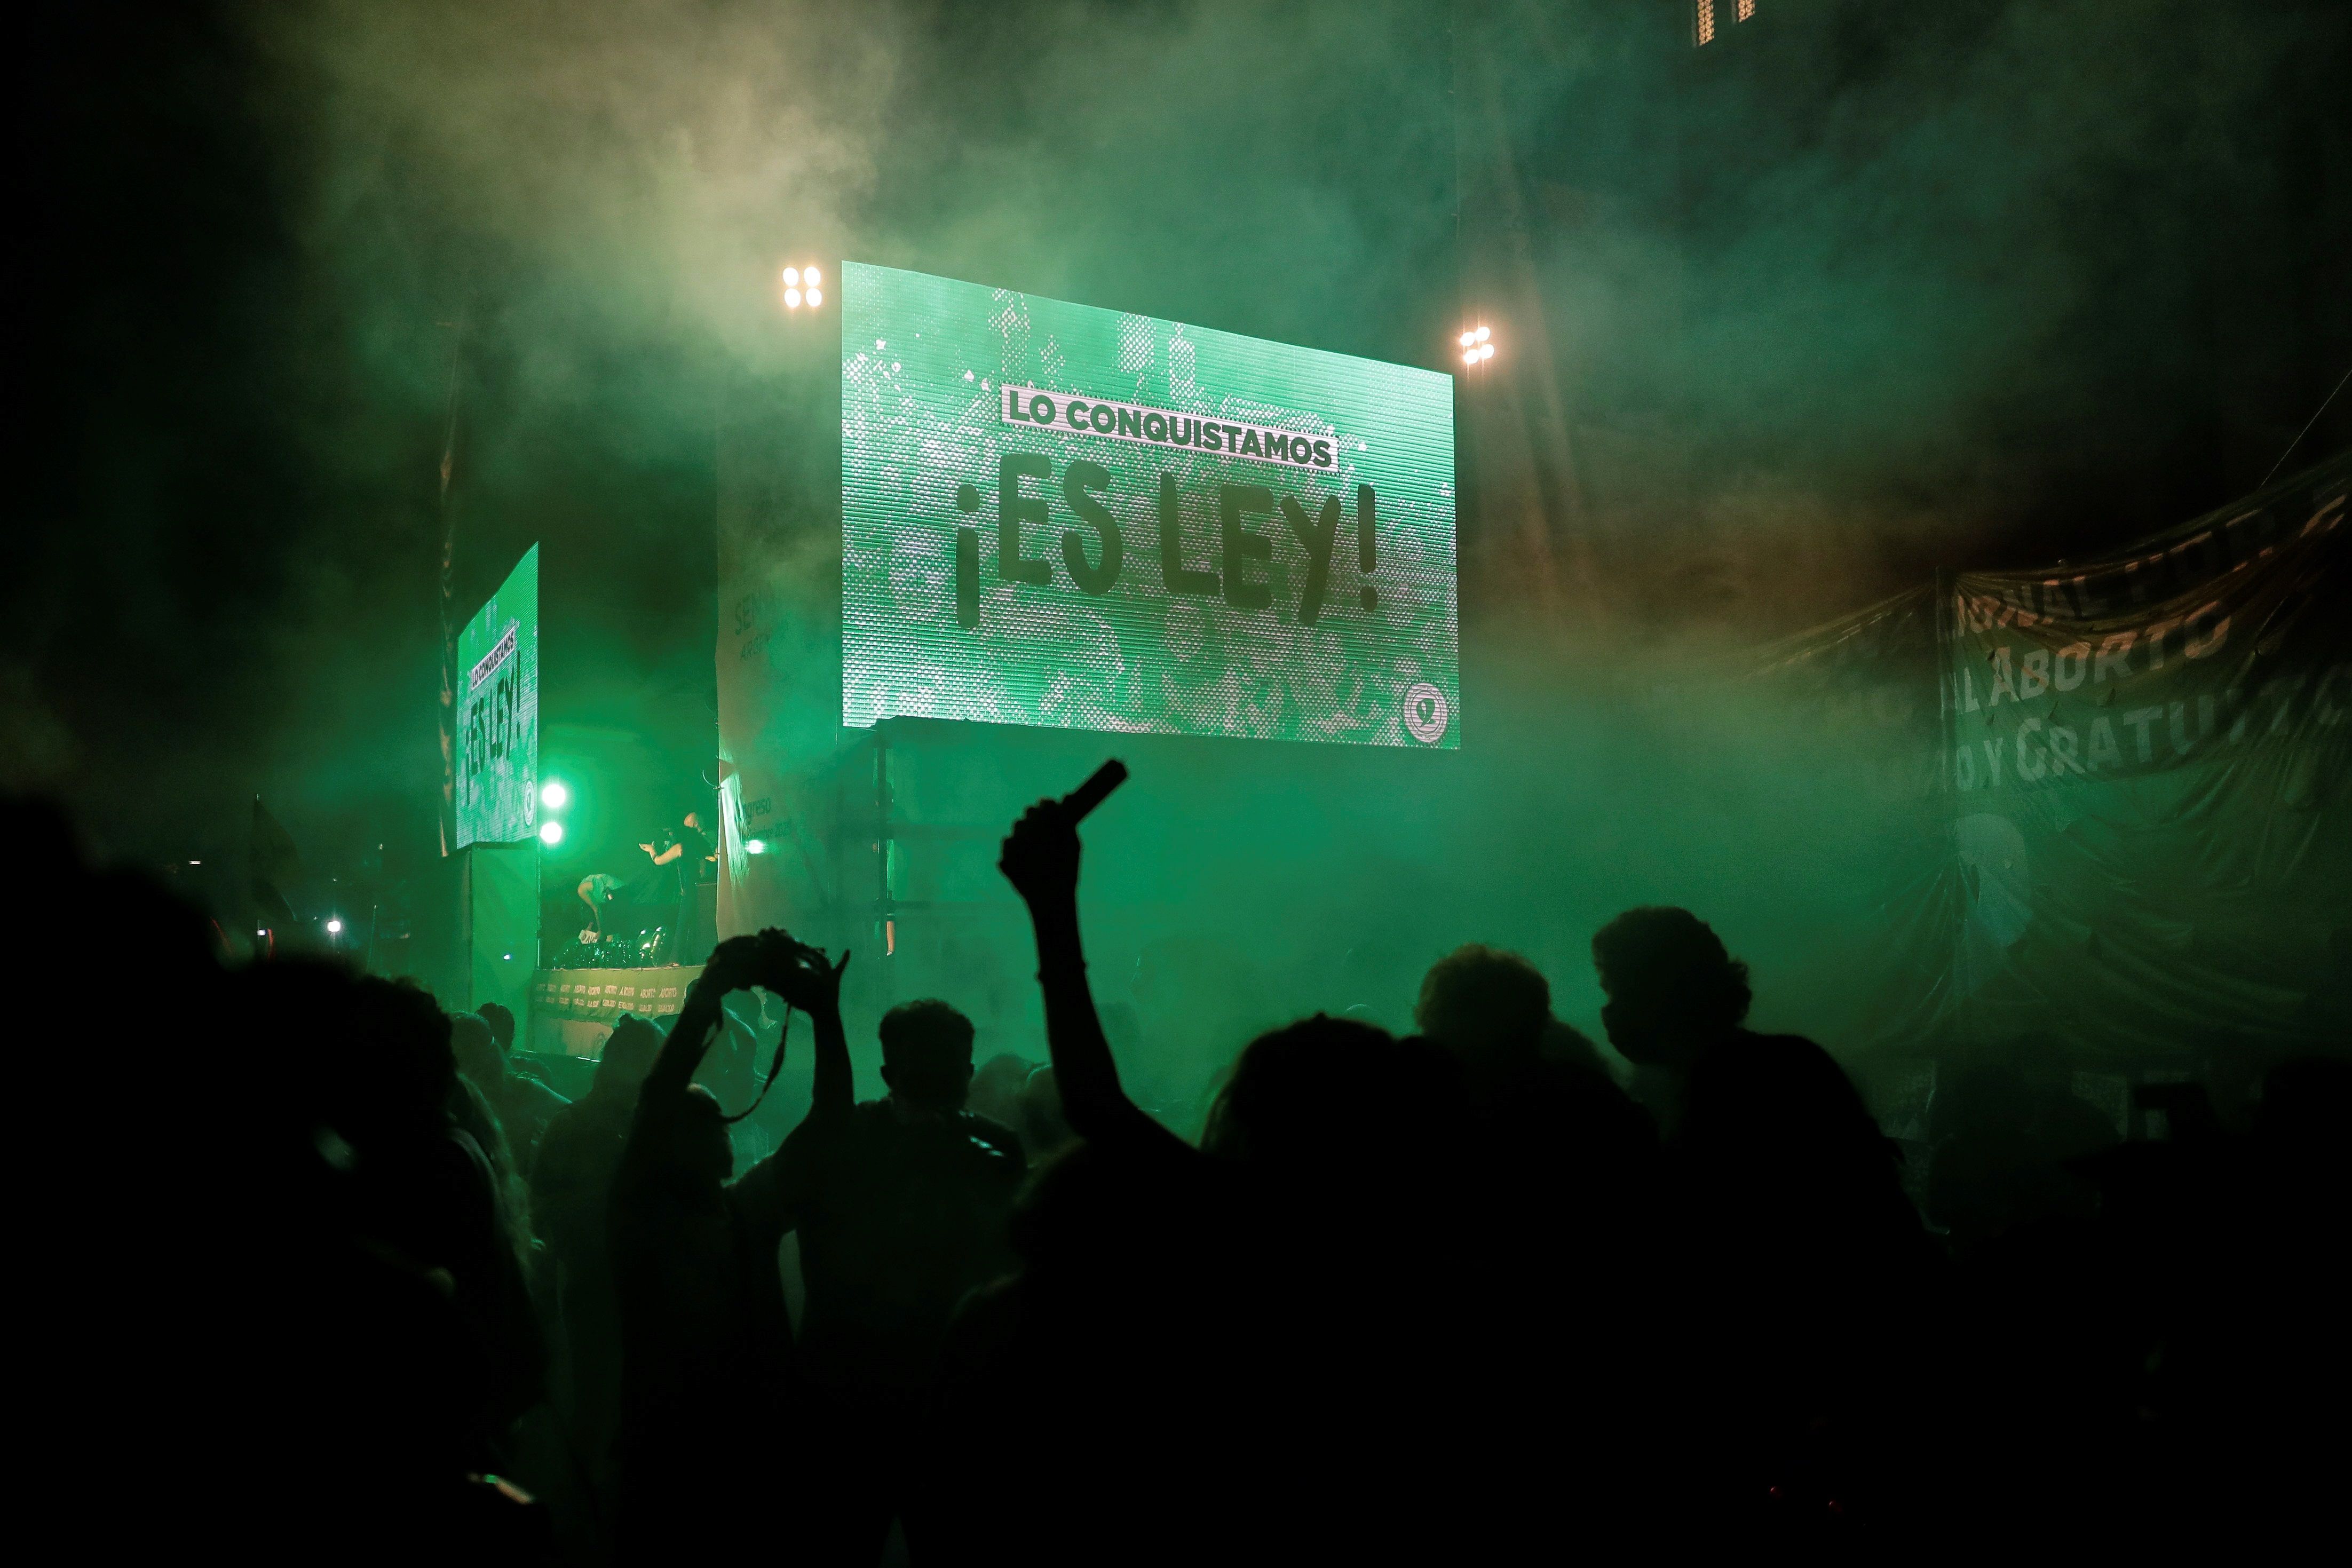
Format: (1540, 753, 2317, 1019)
(455, 544, 540, 846)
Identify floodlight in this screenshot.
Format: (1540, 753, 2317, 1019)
(538, 820, 565, 846)
(1475, 326, 1490, 344)
(541, 780, 568, 810)
(327, 918, 343, 935)
(781, 264, 823, 311)
(1459, 331, 1476, 347)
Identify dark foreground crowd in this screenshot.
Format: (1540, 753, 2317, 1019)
(22, 790, 2347, 1562)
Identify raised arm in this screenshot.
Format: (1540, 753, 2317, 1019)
(641, 938, 759, 1101)
(780, 947, 854, 1121)
(999, 798, 1172, 1151)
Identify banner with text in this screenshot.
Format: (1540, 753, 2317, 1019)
(532, 965, 700, 1023)
(1941, 452, 2350, 1055)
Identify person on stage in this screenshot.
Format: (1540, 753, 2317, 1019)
(637, 810, 715, 963)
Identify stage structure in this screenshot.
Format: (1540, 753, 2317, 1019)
(450, 545, 541, 1021)
(715, 252, 2347, 1062)
(718, 265, 1462, 1007)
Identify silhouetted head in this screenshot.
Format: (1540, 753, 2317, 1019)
(1591, 907, 1751, 1066)
(477, 1002, 516, 1054)
(243, 956, 368, 1132)
(1201, 1013, 1427, 1176)
(1414, 944, 1550, 1059)
(331, 977, 458, 1150)
(449, 1012, 502, 1089)
(880, 999, 976, 1114)
(593, 1015, 663, 1101)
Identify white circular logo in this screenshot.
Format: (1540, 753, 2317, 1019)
(1402, 682, 1450, 744)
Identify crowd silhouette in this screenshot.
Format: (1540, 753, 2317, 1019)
(19, 778, 2345, 1562)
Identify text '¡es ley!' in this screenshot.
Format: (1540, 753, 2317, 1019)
(950, 456, 1381, 631)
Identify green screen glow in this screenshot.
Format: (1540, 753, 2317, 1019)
(455, 543, 540, 846)
(841, 263, 1459, 748)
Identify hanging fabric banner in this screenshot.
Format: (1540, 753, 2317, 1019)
(1940, 452, 2350, 1058)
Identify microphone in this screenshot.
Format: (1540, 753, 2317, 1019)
(1058, 759, 1130, 824)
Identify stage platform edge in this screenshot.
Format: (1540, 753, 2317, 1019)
(525, 964, 704, 1056)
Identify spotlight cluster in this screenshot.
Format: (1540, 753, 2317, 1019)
(538, 778, 569, 845)
(781, 265, 824, 311)
(1459, 326, 1494, 366)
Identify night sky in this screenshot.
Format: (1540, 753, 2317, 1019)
(16, 0, 2347, 910)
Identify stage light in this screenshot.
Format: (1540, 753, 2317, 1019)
(1459, 330, 1476, 347)
(785, 288, 802, 307)
(806, 288, 821, 307)
(326, 918, 343, 935)
(541, 780, 569, 810)
(745, 837, 767, 856)
(539, 820, 565, 846)
(804, 266, 819, 286)
(783, 266, 801, 286)
(1476, 326, 1490, 344)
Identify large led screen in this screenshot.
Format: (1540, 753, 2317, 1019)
(841, 263, 1459, 748)
(455, 543, 540, 847)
